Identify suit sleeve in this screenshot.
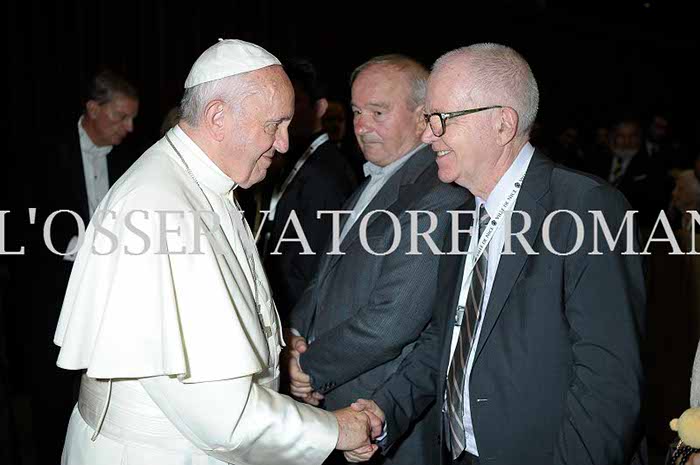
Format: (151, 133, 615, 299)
(370, 318, 443, 453)
(298, 195, 452, 395)
(140, 375, 338, 465)
(555, 184, 646, 464)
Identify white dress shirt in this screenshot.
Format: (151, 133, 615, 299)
(449, 142, 534, 456)
(77, 116, 113, 218)
(338, 143, 424, 243)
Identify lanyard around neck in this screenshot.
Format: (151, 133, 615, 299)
(454, 169, 527, 323)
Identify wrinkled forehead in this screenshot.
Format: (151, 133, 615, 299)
(266, 67, 294, 102)
(259, 68, 295, 121)
(244, 66, 294, 110)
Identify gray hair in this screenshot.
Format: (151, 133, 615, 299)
(180, 74, 258, 126)
(84, 69, 138, 106)
(433, 43, 539, 136)
(350, 54, 428, 110)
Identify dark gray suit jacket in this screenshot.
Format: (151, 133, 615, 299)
(372, 150, 647, 465)
(289, 145, 465, 464)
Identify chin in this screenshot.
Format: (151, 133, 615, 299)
(437, 169, 456, 184)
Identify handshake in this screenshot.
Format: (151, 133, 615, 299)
(284, 333, 385, 463)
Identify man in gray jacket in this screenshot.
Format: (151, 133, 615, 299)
(287, 55, 464, 464)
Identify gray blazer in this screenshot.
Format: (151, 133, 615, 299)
(289, 145, 465, 464)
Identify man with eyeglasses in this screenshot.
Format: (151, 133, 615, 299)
(352, 43, 647, 465)
(286, 54, 464, 465)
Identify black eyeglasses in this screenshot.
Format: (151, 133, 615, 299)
(423, 105, 503, 137)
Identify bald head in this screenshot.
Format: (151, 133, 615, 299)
(432, 43, 539, 136)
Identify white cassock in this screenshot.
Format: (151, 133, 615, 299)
(54, 125, 338, 465)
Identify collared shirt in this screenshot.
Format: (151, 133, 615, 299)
(338, 143, 425, 243)
(450, 142, 535, 456)
(78, 116, 113, 218)
(608, 151, 637, 185)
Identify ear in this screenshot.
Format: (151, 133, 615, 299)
(314, 98, 328, 119)
(86, 100, 100, 119)
(495, 107, 518, 146)
(203, 100, 227, 142)
(414, 104, 427, 133)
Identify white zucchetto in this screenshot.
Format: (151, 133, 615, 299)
(184, 38, 281, 89)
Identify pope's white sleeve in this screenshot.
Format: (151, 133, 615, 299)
(140, 375, 338, 465)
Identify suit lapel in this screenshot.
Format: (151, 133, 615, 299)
(336, 175, 371, 234)
(312, 175, 371, 282)
(472, 151, 551, 364)
(320, 147, 433, 278)
(337, 170, 402, 251)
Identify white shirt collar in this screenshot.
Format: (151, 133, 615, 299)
(477, 142, 535, 216)
(363, 143, 425, 178)
(170, 124, 237, 196)
(78, 116, 112, 157)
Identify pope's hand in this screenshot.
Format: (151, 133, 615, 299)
(343, 443, 379, 463)
(333, 407, 372, 450)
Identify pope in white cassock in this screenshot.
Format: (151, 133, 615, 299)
(53, 39, 378, 465)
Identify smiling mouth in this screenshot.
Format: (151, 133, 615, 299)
(436, 150, 451, 157)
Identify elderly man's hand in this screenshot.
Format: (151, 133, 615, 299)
(282, 332, 325, 405)
(334, 407, 371, 450)
(351, 399, 385, 439)
(341, 402, 384, 462)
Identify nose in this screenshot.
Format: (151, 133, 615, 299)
(354, 113, 372, 135)
(273, 126, 290, 153)
(124, 118, 134, 133)
(421, 125, 437, 144)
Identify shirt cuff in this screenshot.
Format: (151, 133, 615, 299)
(374, 421, 388, 443)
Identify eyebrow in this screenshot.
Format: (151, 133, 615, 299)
(351, 102, 390, 111)
(267, 116, 292, 124)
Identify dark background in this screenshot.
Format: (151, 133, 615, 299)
(4, 0, 699, 152)
(3, 0, 698, 261)
(1, 0, 699, 463)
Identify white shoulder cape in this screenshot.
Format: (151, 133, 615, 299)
(54, 137, 280, 383)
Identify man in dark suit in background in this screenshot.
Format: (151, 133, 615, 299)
(352, 43, 646, 465)
(286, 55, 464, 464)
(8, 69, 139, 463)
(262, 59, 357, 323)
(588, 115, 674, 234)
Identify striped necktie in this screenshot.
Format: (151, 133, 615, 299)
(446, 204, 491, 459)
